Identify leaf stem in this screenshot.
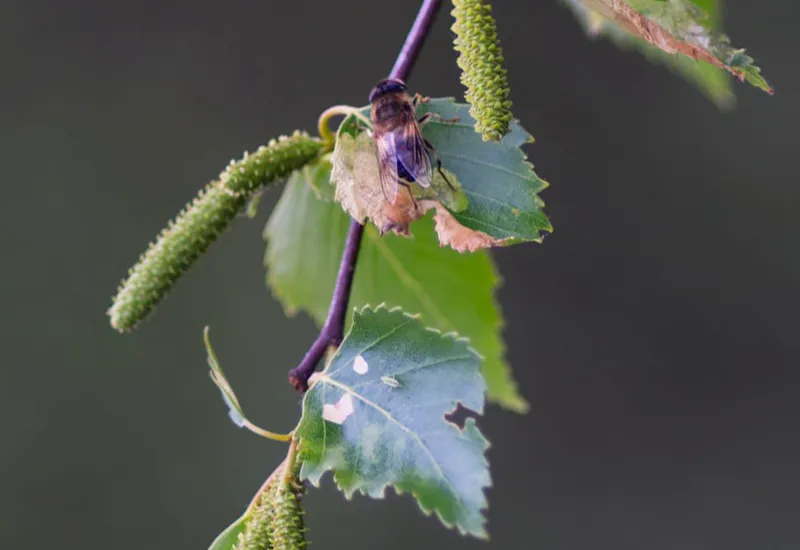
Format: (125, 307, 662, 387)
(282, 437, 300, 485)
(288, 221, 364, 392)
(288, 0, 443, 392)
(390, 0, 442, 83)
(241, 420, 293, 443)
(317, 105, 372, 148)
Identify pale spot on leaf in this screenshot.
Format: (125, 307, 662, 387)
(322, 393, 354, 425)
(353, 354, 369, 375)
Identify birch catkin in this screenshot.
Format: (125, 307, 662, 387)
(109, 131, 322, 332)
(451, 0, 513, 141)
(269, 483, 307, 549)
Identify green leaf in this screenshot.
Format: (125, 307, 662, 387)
(562, 0, 772, 102)
(264, 167, 351, 320)
(265, 166, 527, 412)
(208, 514, 248, 550)
(294, 305, 491, 538)
(564, 0, 733, 107)
(416, 98, 550, 242)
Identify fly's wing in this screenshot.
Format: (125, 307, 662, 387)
(397, 119, 433, 188)
(375, 131, 400, 204)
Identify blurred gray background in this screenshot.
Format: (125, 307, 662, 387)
(2, 1, 798, 548)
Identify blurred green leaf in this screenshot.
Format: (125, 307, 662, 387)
(294, 305, 490, 538)
(265, 165, 527, 412)
(562, 0, 772, 106)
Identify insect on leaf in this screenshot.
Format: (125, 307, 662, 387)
(330, 130, 469, 241)
(294, 305, 491, 538)
(333, 98, 551, 245)
(265, 165, 527, 413)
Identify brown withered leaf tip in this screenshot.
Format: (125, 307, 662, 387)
(581, 0, 770, 88)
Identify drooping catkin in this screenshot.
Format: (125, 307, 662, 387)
(234, 493, 275, 550)
(269, 483, 307, 550)
(108, 131, 322, 332)
(451, 0, 513, 141)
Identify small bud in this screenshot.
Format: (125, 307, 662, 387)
(108, 132, 322, 332)
(451, 0, 513, 141)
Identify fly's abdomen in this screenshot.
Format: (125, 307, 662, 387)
(397, 160, 416, 183)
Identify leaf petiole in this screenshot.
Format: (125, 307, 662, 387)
(317, 105, 372, 148)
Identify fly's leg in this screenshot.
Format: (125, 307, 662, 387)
(380, 180, 417, 211)
(417, 112, 460, 127)
(416, 109, 459, 193)
(412, 93, 431, 107)
(418, 112, 457, 190)
(402, 181, 419, 210)
(423, 138, 456, 192)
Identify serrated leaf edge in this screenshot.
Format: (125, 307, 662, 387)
(417, 99, 553, 239)
(298, 303, 492, 538)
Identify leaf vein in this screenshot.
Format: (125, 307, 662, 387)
(439, 150, 539, 182)
(348, 353, 476, 390)
(367, 231, 451, 329)
(317, 375, 463, 512)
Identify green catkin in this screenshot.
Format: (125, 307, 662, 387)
(451, 0, 513, 142)
(235, 492, 275, 550)
(108, 131, 323, 332)
(269, 482, 307, 550)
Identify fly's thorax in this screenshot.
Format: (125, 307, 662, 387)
(371, 91, 414, 133)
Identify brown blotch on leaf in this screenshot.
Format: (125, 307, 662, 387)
(330, 131, 507, 252)
(376, 188, 420, 237)
(422, 200, 509, 253)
